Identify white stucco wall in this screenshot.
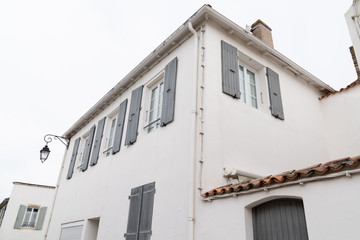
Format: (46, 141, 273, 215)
(346, 1, 360, 62)
(47, 34, 196, 240)
(320, 84, 360, 159)
(199, 21, 330, 192)
(0, 183, 55, 240)
(196, 173, 360, 240)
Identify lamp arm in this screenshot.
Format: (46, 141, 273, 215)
(43, 134, 69, 148)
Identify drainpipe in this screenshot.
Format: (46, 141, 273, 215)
(44, 147, 68, 240)
(188, 22, 199, 240)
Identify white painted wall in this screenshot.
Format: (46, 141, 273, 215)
(320, 84, 360, 159)
(195, 173, 360, 240)
(47, 34, 196, 240)
(0, 183, 55, 240)
(346, 0, 360, 62)
(199, 21, 330, 192)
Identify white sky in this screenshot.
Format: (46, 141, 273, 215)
(0, 0, 355, 200)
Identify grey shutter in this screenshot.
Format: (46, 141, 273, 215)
(221, 40, 240, 98)
(125, 186, 143, 240)
(90, 117, 106, 166)
(253, 198, 309, 240)
(14, 205, 26, 229)
(81, 125, 96, 171)
(67, 138, 80, 179)
(125, 86, 143, 145)
(34, 207, 47, 230)
(267, 67, 284, 120)
(138, 182, 155, 240)
(112, 99, 128, 154)
(161, 57, 178, 127)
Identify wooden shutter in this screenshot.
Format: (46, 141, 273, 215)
(253, 198, 309, 240)
(161, 57, 178, 127)
(125, 86, 143, 145)
(14, 205, 26, 229)
(67, 137, 81, 179)
(267, 67, 284, 120)
(81, 125, 96, 171)
(112, 99, 128, 154)
(221, 40, 240, 98)
(138, 182, 155, 240)
(90, 117, 106, 166)
(34, 207, 47, 230)
(125, 186, 143, 240)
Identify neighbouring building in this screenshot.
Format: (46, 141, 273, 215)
(45, 5, 360, 240)
(0, 182, 55, 240)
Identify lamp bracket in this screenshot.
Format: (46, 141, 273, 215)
(44, 134, 69, 148)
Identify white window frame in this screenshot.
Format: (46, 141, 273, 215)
(144, 72, 165, 133)
(103, 113, 117, 156)
(238, 63, 259, 109)
(21, 206, 39, 228)
(77, 132, 90, 171)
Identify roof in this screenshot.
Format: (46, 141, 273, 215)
(13, 182, 56, 189)
(63, 4, 335, 139)
(0, 198, 9, 209)
(203, 155, 360, 199)
(319, 79, 360, 100)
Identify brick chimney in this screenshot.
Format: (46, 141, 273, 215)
(250, 19, 274, 48)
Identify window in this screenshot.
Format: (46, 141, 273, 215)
(239, 64, 258, 108)
(14, 205, 47, 230)
(22, 207, 38, 228)
(104, 117, 117, 156)
(78, 135, 90, 171)
(252, 198, 309, 240)
(60, 221, 84, 240)
(148, 81, 164, 133)
(125, 182, 155, 240)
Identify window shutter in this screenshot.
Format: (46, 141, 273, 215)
(161, 57, 178, 127)
(221, 40, 240, 98)
(125, 186, 143, 240)
(267, 67, 284, 120)
(125, 86, 143, 145)
(34, 207, 47, 230)
(253, 199, 308, 240)
(112, 99, 128, 154)
(14, 205, 26, 229)
(81, 125, 96, 171)
(90, 117, 106, 166)
(138, 182, 155, 240)
(66, 137, 81, 179)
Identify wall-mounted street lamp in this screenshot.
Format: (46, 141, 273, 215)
(40, 134, 69, 163)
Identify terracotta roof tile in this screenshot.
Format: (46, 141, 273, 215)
(319, 80, 360, 100)
(202, 155, 360, 197)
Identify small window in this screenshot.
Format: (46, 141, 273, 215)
(104, 117, 117, 156)
(147, 81, 164, 133)
(21, 207, 39, 228)
(239, 64, 258, 108)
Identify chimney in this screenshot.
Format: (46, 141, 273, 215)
(250, 19, 274, 48)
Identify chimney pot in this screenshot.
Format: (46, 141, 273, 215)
(250, 19, 274, 48)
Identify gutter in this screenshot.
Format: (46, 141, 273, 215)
(203, 168, 360, 201)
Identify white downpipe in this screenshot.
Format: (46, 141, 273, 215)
(188, 22, 199, 240)
(44, 148, 68, 240)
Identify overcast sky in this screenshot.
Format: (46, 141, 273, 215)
(0, 0, 355, 200)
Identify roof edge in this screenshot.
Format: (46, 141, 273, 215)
(13, 182, 56, 189)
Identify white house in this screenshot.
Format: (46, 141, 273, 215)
(46, 5, 360, 240)
(0, 182, 55, 240)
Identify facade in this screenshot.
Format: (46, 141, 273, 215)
(0, 182, 55, 240)
(46, 5, 360, 240)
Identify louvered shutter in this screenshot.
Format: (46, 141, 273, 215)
(267, 67, 284, 120)
(67, 138, 80, 179)
(138, 182, 155, 240)
(112, 99, 128, 154)
(125, 186, 143, 240)
(125, 86, 143, 145)
(253, 199, 309, 240)
(81, 125, 96, 171)
(161, 57, 178, 127)
(14, 205, 26, 229)
(34, 207, 47, 230)
(90, 117, 106, 166)
(221, 40, 240, 98)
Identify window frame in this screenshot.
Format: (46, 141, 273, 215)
(238, 61, 259, 109)
(103, 112, 118, 156)
(77, 132, 90, 171)
(21, 206, 39, 229)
